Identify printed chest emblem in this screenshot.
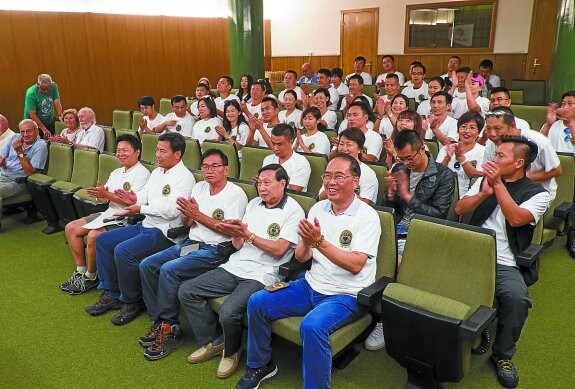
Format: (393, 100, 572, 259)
(162, 184, 171, 196)
(339, 230, 353, 247)
(267, 223, 281, 238)
(212, 208, 224, 220)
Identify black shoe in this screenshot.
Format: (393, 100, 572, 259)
(59, 271, 83, 292)
(67, 274, 99, 295)
(140, 322, 161, 347)
(144, 322, 184, 361)
(85, 293, 122, 316)
(236, 360, 278, 389)
(111, 302, 145, 326)
(491, 355, 519, 388)
(566, 227, 575, 258)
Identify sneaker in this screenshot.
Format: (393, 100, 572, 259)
(491, 355, 519, 388)
(144, 322, 184, 361)
(67, 274, 99, 295)
(567, 227, 575, 258)
(217, 349, 241, 379)
(111, 302, 145, 326)
(140, 322, 161, 347)
(85, 293, 122, 316)
(235, 360, 278, 389)
(59, 271, 82, 291)
(365, 322, 385, 350)
(187, 342, 225, 364)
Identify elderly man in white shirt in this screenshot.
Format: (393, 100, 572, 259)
(75, 107, 105, 151)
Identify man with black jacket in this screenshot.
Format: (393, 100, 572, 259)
(455, 136, 550, 388)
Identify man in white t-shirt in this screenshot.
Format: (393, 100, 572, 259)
(440, 55, 461, 79)
(345, 56, 373, 85)
(479, 59, 501, 98)
(379, 74, 400, 105)
(154, 95, 195, 137)
(0, 114, 15, 152)
(540, 90, 575, 153)
(487, 88, 530, 132)
(278, 70, 302, 104)
(189, 83, 211, 119)
(236, 154, 381, 389)
(262, 123, 311, 192)
(137, 96, 164, 137)
(214, 76, 240, 117)
(425, 91, 458, 146)
(375, 55, 406, 89)
(340, 75, 374, 113)
(449, 69, 490, 120)
(456, 136, 550, 389)
(334, 102, 382, 162)
(245, 81, 266, 119)
(401, 63, 429, 103)
(331, 67, 349, 105)
(179, 164, 304, 379)
(246, 96, 280, 148)
(483, 107, 561, 202)
(86, 132, 195, 326)
(75, 107, 105, 151)
(139, 149, 248, 363)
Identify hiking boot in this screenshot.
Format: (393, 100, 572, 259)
(567, 227, 575, 258)
(187, 342, 225, 364)
(491, 355, 519, 388)
(67, 274, 99, 295)
(144, 322, 184, 361)
(365, 322, 385, 351)
(85, 292, 122, 316)
(111, 302, 145, 326)
(235, 360, 278, 389)
(59, 271, 82, 292)
(217, 349, 241, 379)
(140, 322, 161, 347)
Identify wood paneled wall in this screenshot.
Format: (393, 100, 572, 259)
(270, 54, 527, 87)
(0, 11, 230, 127)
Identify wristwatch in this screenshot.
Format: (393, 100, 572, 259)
(17, 153, 24, 158)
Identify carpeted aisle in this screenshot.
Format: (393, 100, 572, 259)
(0, 213, 573, 388)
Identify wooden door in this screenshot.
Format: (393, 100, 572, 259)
(524, 0, 560, 80)
(340, 8, 378, 78)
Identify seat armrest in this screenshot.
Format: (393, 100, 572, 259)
(278, 258, 311, 280)
(127, 214, 146, 225)
(459, 305, 497, 340)
(167, 226, 190, 239)
(357, 276, 394, 309)
(516, 243, 543, 268)
(553, 202, 574, 219)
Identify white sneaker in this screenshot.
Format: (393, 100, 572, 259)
(365, 322, 385, 350)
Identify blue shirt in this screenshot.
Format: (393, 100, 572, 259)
(0, 134, 48, 179)
(298, 74, 318, 85)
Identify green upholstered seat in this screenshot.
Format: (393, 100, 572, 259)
(286, 190, 316, 216)
(424, 139, 439, 159)
(131, 111, 144, 131)
(55, 121, 67, 135)
(238, 145, 273, 181)
(73, 152, 121, 205)
(508, 89, 525, 105)
(509, 104, 547, 131)
(364, 162, 387, 205)
(114, 128, 139, 140)
(510, 79, 546, 105)
(201, 140, 241, 178)
(334, 111, 343, 131)
(101, 126, 116, 152)
(159, 98, 172, 116)
(227, 177, 258, 201)
(323, 130, 337, 141)
(299, 152, 327, 195)
(112, 110, 132, 131)
(141, 133, 159, 164)
(183, 138, 201, 171)
(28, 143, 74, 185)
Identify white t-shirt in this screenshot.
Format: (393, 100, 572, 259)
(60, 128, 80, 143)
(401, 82, 429, 102)
(214, 94, 240, 114)
(346, 72, 373, 85)
(378, 116, 394, 139)
(305, 198, 380, 296)
(137, 160, 196, 242)
(416, 99, 431, 117)
(247, 102, 262, 119)
(104, 163, 151, 213)
(340, 94, 374, 111)
(465, 178, 550, 267)
(375, 71, 406, 86)
(514, 117, 531, 132)
(230, 123, 250, 159)
(192, 117, 223, 144)
(321, 110, 337, 130)
(483, 128, 560, 201)
(278, 87, 302, 104)
(546, 120, 575, 153)
(262, 152, 312, 192)
(220, 196, 305, 285)
(278, 109, 303, 129)
(436, 143, 485, 197)
(363, 129, 383, 159)
(318, 162, 378, 204)
(334, 83, 349, 97)
(160, 112, 195, 137)
(76, 124, 105, 152)
(425, 116, 459, 147)
(450, 95, 490, 120)
(0, 128, 15, 151)
(189, 101, 200, 118)
(338, 120, 375, 134)
(295, 131, 330, 155)
(141, 113, 165, 134)
(253, 123, 273, 148)
(188, 181, 248, 245)
(327, 86, 340, 111)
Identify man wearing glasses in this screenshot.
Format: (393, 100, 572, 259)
(0, 119, 47, 229)
(401, 63, 429, 103)
(24, 73, 63, 138)
(483, 107, 560, 202)
(138, 149, 248, 361)
(488, 87, 530, 132)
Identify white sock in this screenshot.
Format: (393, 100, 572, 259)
(76, 266, 87, 273)
(85, 271, 96, 279)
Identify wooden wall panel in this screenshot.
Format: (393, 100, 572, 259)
(0, 11, 229, 127)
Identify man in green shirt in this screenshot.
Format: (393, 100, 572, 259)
(23, 74, 63, 138)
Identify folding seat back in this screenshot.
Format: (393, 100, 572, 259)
(446, 177, 460, 222)
(424, 139, 439, 159)
(114, 128, 140, 140)
(510, 79, 546, 105)
(299, 152, 328, 195)
(101, 126, 116, 152)
(363, 85, 376, 98)
(364, 161, 387, 205)
(335, 111, 343, 131)
(132, 111, 144, 131)
(509, 104, 547, 130)
(238, 145, 273, 181)
(159, 98, 172, 116)
(112, 110, 132, 131)
(508, 89, 525, 105)
(183, 138, 201, 170)
(189, 169, 204, 183)
(201, 140, 240, 178)
(141, 133, 159, 164)
(55, 121, 67, 135)
(324, 130, 337, 142)
(286, 190, 316, 216)
(227, 177, 258, 202)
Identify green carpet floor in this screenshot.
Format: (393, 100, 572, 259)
(0, 212, 573, 388)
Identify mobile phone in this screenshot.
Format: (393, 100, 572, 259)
(264, 281, 290, 292)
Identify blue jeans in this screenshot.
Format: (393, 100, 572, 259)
(140, 241, 225, 324)
(246, 278, 366, 389)
(96, 224, 173, 303)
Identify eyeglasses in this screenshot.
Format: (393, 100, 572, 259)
(564, 128, 572, 143)
(411, 72, 424, 76)
(395, 148, 422, 164)
(201, 164, 225, 171)
(489, 97, 510, 104)
(20, 129, 36, 134)
(485, 110, 514, 119)
(321, 174, 352, 184)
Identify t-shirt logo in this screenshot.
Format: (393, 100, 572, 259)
(162, 184, 171, 196)
(122, 181, 131, 191)
(204, 126, 211, 134)
(470, 160, 477, 168)
(254, 113, 260, 119)
(267, 223, 281, 238)
(212, 208, 224, 220)
(176, 124, 182, 132)
(339, 230, 353, 247)
(308, 143, 315, 150)
(288, 122, 295, 129)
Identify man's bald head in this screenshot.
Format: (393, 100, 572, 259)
(0, 114, 9, 134)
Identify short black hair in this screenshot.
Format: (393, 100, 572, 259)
(354, 56, 366, 63)
(561, 90, 575, 100)
(285, 70, 298, 78)
(479, 59, 494, 70)
(196, 83, 210, 93)
(258, 163, 290, 188)
(314, 87, 330, 103)
(331, 67, 343, 78)
(221, 76, 234, 88)
(385, 74, 399, 82)
(490, 86, 510, 97)
(200, 148, 228, 166)
(339, 128, 366, 150)
(450, 55, 461, 62)
(158, 132, 186, 155)
(115, 134, 142, 160)
(171, 95, 187, 105)
(429, 76, 446, 89)
(456, 66, 471, 74)
(457, 111, 485, 131)
(262, 96, 279, 109)
(138, 96, 155, 107)
(283, 89, 298, 101)
(348, 74, 364, 85)
(331, 152, 361, 178)
(394, 129, 423, 151)
(317, 68, 331, 78)
(382, 54, 395, 62)
(348, 101, 370, 116)
(431, 90, 453, 105)
(271, 123, 295, 141)
(411, 63, 426, 74)
(500, 135, 538, 171)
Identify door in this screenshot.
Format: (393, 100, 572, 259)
(340, 8, 378, 79)
(524, 0, 560, 80)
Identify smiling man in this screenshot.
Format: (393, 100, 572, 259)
(24, 73, 63, 138)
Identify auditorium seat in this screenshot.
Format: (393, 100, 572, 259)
(424, 139, 439, 159)
(238, 145, 273, 181)
(101, 125, 116, 152)
(509, 104, 547, 131)
(364, 161, 387, 205)
(286, 189, 316, 216)
(299, 152, 328, 195)
(114, 128, 140, 140)
(227, 177, 258, 201)
(183, 138, 201, 171)
(112, 109, 132, 130)
(323, 130, 337, 142)
(132, 111, 144, 131)
(510, 79, 546, 105)
(55, 121, 67, 135)
(201, 140, 240, 178)
(140, 133, 159, 164)
(335, 111, 343, 131)
(159, 98, 172, 116)
(508, 89, 525, 105)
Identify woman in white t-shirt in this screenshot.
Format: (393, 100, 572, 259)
(383, 109, 429, 168)
(236, 74, 253, 103)
(374, 94, 409, 139)
(192, 97, 223, 144)
(313, 88, 338, 130)
(293, 107, 330, 155)
(436, 111, 485, 197)
(50, 108, 81, 144)
(278, 90, 302, 129)
(216, 100, 250, 160)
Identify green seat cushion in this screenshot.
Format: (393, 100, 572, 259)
(384, 283, 472, 321)
(209, 296, 227, 312)
(28, 173, 56, 185)
(51, 181, 82, 193)
(73, 188, 98, 204)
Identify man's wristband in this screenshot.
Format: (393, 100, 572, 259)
(312, 235, 324, 248)
(245, 233, 256, 244)
(460, 159, 470, 166)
